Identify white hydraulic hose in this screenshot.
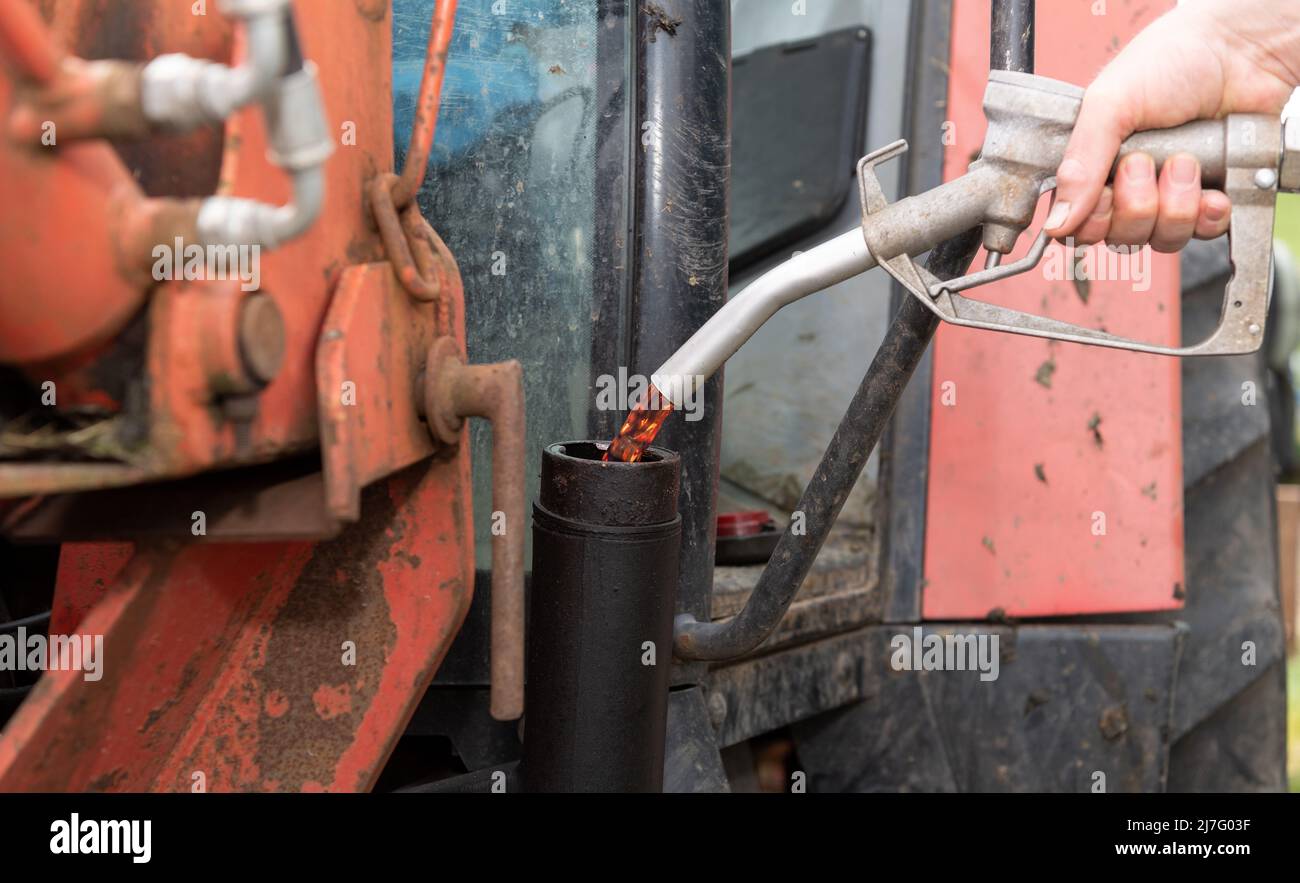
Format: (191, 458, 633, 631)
(197, 164, 325, 250)
(135, 0, 332, 251)
(140, 0, 291, 131)
(195, 58, 334, 250)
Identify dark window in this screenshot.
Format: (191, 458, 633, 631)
(730, 27, 871, 272)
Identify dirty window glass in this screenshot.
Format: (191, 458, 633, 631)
(394, 0, 629, 568)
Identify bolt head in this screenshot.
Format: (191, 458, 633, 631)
(707, 690, 728, 730)
(1282, 117, 1300, 193)
(424, 336, 467, 446)
(237, 293, 286, 385)
(1255, 168, 1278, 190)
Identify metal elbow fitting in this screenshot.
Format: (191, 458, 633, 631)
(195, 61, 334, 250)
(139, 0, 291, 130)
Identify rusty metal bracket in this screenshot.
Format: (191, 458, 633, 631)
(424, 336, 525, 722)
(317, 264, 438, 521)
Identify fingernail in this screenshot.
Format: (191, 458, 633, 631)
(1091, 188, 1113, 217)
(1045, 201, 1071, 230)
(1205, 201, 1228, 222)
(1169, 154, 1199, 187)
(1123, 153, 1154, 182)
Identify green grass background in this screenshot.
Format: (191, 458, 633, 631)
(1289, 654, 1299, 791)
(1277, 195, 1300, 256)
(1275, 195, 1300, 792)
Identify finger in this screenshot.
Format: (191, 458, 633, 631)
(1107, 152, 1159, 246)
(1193, 190, 1232, 240)
(1072, 186, 1114, 246)
(1149, 153, 1202, 253)
(1045, 83, 1134, 237)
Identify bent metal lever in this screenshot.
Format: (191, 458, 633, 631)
(671, 70, 1300, 664)
(652, 69, 1300, 419)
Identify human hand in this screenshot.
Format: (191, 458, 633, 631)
(1044, 0, 1300, 251)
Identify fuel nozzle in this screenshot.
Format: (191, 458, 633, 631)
(649, 70, 1296, 412)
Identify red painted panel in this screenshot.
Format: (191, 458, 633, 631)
(923, 0, 1185, 618)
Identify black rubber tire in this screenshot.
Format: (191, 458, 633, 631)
(1162, 239, 1289, 791)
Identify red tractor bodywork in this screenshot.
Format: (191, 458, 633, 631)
(924, 0, 1185, 618)
(0, 0, 493, 791)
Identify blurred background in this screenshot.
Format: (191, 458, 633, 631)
(1269, 188, 1300, 791)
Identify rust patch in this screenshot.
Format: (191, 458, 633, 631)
(87, 767, 129, 793)
(1072, 246, 1091, 304)
(139, 658, 198, 734)
(1034, 357, 1055, 388)
(644, 3, 682, 41)
(250, 474, 408, 790)
(1098, 703, 1129, 740)
(353, 0, 390, 23)
(986, 607, 1016, 625)
(1023, 689, 1050, 715)
(1087, 412, 1104, 449)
